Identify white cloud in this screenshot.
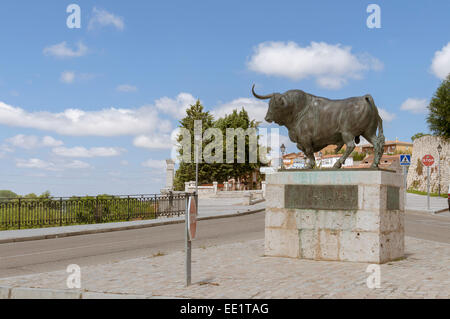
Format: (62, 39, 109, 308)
(378, 108, 396, 122)
(60, 71, 75, 84)
(60, 71, 97, 84)
(133, 134, 174, 150)
(43, 41, 88, 58)
(63, 160, 91, 169)
(248, 41, 383, 89)
(142, 159, 166, 169)
(400, 98, 428, 114)
(16, 158, 54, 169)
(0, 143, 14, 158)
(116, 84, 138, 93)
(6, 134, 63, 149)
(212, 98, 268, 122)
(0, 101, 171, 137)
(52, 146, 124, 158)
(16, 158, 91, 171)
(155, 93, 197, 119)
(89, 7, 124, 31)
(430, 42, 450, 80)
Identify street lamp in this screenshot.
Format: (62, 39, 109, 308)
(437, 144, 442, 196)
(280, 144, 286, 169)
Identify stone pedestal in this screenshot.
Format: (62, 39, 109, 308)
(265, 169, 405, 264)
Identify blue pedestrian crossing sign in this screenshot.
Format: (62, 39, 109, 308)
(400, 154, 411, 166)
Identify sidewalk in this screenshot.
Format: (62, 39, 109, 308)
(406, 193, 449, 215)
(1, 236, 449, 299)
(0, 198, 265, 244)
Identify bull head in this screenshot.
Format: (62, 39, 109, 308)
(252, 84, 288, 124)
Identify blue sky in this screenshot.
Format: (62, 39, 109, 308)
(0, 0, 449, 196)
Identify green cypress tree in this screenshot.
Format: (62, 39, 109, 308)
(427, 74, 450, 138)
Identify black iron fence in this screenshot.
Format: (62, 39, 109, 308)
(0, 193, 192, 230)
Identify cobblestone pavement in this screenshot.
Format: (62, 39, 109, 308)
(1, 236, 449, 299)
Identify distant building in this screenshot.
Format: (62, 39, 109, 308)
(351, 154, 402, 173)
(318, 154, 354, 168)
(361, 138, 413, 155)
(319, 144, 362, 155)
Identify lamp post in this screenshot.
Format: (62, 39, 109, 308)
(280, 144, 286, 170)
(437, 144, 442, 196)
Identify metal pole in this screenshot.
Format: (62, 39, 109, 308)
(438, 154, 441, 196)
(403, 166, 407, 191)
(195, 143, 199, 196)
(185, 193, 191, 287)
(427, 166, 430, 211)
(60, 197, 63, 227)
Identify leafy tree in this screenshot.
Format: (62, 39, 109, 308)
(173, 100, 216, 191)
(352, 152, 366, 161)
(0, 190, 18, 199)
(24, 193, 38, 199)
(427, 74, 450, 138)
(214, 108, 266, 184)
(39, 190, 52, 199)
(411, 133, 430, 141)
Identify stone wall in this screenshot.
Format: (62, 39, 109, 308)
(407, 136, 449, 193)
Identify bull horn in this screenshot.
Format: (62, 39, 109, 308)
(252, 84, 273, 100)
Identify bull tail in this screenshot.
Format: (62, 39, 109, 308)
(365, 95, 383, 134)
(365, 95, 385, 166)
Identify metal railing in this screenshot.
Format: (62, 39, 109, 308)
(0, 193, 192, 230)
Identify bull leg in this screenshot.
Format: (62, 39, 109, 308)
(363, 134, 382, 168)
(334, 142, 344, 153)
(333, 133, 355, 169)
(301, 144, 316, 169)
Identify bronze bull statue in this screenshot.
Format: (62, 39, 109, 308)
(252, 85, 385, 169)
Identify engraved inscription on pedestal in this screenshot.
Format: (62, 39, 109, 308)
(387, 186, 400, 210)
(285, 185, 358, 210)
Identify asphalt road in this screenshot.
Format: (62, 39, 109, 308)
(0, 210, 449, 278)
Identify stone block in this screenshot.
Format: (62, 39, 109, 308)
(265, 228, 299, 258)
(355, 210, 380, 232)
(294, 210, 317, 230)
(339, 231, 380, 263)
(318, 229, 340, 261)
(265, 208, 297, 229)
(316, 211, 355, 231)
(299, 229, 318, 259)
(380, 230, 405, 263)
(265, 184, 284, 209)
(362, 185, 381, 210)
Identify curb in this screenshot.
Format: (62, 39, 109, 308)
(433, 208, 449, 215)
(0, 208, 265, 245)
(0, 286, 181, 299)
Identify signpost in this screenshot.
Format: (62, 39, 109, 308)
(400, 155, 411, 190)
(422, 155, 435, 211)
(185, 193, 197, 286)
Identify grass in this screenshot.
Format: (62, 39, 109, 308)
(407, 189, 447, 198)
